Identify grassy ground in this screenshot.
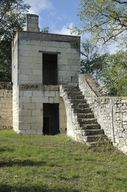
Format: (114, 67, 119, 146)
(0, 130, 127, 192)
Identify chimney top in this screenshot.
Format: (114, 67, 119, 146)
(26, 14, 40, 32)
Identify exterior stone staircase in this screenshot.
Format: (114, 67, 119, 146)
(63, 85, 109, 146)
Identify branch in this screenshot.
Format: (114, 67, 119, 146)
(80, 51, 88, 58)
(113, 0, 127, 4)
(97, 7, 127, 29)
(102, 28, 126, 44)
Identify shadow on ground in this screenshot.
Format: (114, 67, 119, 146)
(0, 184, 79, 192)
(0, 159, 46, 167)
(0, 146, 14, 153)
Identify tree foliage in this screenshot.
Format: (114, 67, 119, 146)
(79, 0, 127, 44)
(0, 0, 30, 81)
(101, 51, 127, 96)
(81, 43, 127, 96)
(80, 40, 108, 77)
(79, 0, 127, 96)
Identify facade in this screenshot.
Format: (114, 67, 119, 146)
(4, 14, 127, 153)
(12, 14, 80, 135)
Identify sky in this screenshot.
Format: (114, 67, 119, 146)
(24, 0, 119, 54)
(24, 0, 81, 35)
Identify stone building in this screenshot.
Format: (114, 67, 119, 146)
(11, 14, 127, 153)
(12, 14, 80, 135)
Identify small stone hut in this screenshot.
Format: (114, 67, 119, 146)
(12, 14, 80, 134)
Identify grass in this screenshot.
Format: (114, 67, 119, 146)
(0, 130, 127, 192)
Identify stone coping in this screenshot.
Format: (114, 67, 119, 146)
(18, 31, 80, 50)
(19, 84, 59, 91)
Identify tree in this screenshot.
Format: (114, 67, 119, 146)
(0, 0, 30, 81)
(101, 51, 127, 96)
(78, 0, 127, 44)
(80, 40, 108, 79)
(78, 0, 127, 96)
(80, 40, 127, 96)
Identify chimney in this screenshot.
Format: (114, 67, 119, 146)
(26, 14, 40, 32)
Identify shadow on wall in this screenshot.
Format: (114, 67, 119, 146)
(0, 184, 79, 192)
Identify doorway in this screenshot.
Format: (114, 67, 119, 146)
(43, 103, 59, 135)
(43, 53, 58, 85)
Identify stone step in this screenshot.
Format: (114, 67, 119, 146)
(68, 93, 82, 97)
(78, 118, 97, 124)
(64, 85, 110, 145)
(68, 95, 84, 100)
(67, 91, 82, 96)
(77, 113, 94, 119)
(73, 103, 89, 108)
(84, 129, 104, 136)
(74, 108, 92, 113)
(70, 99, 86, 104)
(86, 135, 106, 142)
(82, 124, 101, 130)
(77, 103, 89, 107)
(86, 140, 109, 147)
(64, 87, 80, 92)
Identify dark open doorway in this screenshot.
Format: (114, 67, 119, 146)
(43, 103, 59, 135)
(43, 53, 58, 85)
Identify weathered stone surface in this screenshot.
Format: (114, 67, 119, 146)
(0, 89, 12, 128)
(60, 85, 109, 145)
(10, 14, 127, 154)
(0, 82, 12, 90)
(79, 74, 127, 153)
(26, 14, 40, 32)
(12, 14, 79, 135)
(12, 31, 80, 85)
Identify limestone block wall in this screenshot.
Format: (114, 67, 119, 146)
(17, 32, 80, 85)
(0, 83, 12, 128)
(12, 33, 18, 85)
(59, 97, 67, 133)
(19, 89, 43, 135)
(13, 85, 66, 134)
(18, 40, 42, 84)
(12, 31, 79, 134)
(26, 14, 40, 32)
(60, 85, 86, 142)
(79, 74, 127, 153)
(13, 85, 19, 132)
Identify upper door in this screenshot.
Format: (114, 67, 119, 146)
(43, 53, 58, 85)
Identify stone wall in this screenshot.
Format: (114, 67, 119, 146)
(16, 32, 80, 85)
(18, 85, 59, 134)
(59, 97, 67, 133)
(60, 85, 85, 142)
(12, 30, 80, 134)
(26, 14, 40, 32)
(13, 85, 19, 132)
(0, 83, 12, 128)
(13, 84, 66, 134)
(79, 74, 127, 153)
